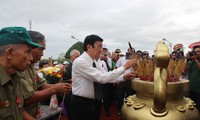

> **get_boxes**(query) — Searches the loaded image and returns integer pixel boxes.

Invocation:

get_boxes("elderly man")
[0,27,42,120]
[18,30,71,118]
[62,49,80,120]
[63,49,80,83]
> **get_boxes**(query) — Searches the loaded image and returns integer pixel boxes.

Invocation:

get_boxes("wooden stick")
[57,93,66,120]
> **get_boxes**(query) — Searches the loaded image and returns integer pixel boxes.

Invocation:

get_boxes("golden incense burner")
[121,41,200,120]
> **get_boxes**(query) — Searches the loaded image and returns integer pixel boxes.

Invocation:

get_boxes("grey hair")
[70,49,80,56]
[0,44,19,56]
[0,46,7,56]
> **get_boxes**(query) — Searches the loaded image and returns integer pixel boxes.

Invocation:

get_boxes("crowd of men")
[0,26,200,120]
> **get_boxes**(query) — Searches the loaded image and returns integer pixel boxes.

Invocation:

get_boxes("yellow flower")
[47,69,53,75]
[56,74,61,78]
[39,66,64,79]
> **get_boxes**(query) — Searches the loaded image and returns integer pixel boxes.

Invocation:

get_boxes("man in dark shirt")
[63,49,80,120]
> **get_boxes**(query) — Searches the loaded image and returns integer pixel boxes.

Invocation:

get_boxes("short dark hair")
[83,34,103,51]
[136,50,142,53]
[39,60,48,69]
[115,49,121,53]
[171,51,177,54]
[193,45,200,50]
[136,50,143,56]
[28,30,45,43]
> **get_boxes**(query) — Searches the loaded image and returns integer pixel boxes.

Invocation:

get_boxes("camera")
[189,51,194,57]
[126,52,132,60]
[187,51,195,62]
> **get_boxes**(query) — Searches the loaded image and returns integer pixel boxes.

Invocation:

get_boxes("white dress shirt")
[72,52,125,99]
[107,56,113,69]
[97,59,108,72]
[116,56,127,68]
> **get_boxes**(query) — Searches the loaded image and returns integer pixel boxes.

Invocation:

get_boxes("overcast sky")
[1,0,200,59]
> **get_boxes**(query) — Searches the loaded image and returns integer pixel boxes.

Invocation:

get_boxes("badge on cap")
[1,100,9,108]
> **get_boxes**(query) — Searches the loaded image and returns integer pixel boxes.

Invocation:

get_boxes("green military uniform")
[0,26,43,119]
[0,65,24,120]
[18,64,46,118]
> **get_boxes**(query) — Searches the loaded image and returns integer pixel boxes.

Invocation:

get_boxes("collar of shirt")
[0,64,12,86]
[82,52,95,66]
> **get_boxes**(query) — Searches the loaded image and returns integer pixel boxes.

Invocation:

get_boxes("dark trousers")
[189,91,200,112]
[116,80,135,112]
[95,99,102,120]
[70,95,101,120]
[102,83,114,113]
[64,91,72,120]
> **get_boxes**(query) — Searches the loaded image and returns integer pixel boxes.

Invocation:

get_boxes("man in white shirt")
[115,49,136,115]
[100,44,115,116]
[70,34,137,120]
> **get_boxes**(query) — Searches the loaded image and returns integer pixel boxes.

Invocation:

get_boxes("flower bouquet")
[39,65,64,84]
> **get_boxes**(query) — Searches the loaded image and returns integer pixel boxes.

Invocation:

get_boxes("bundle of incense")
[147,59,154,81]
[143,58,153,81]
[167,57,185,82]
[136,58,143,78]
[167,58,176,81]
[174,58,185,81]
[128,42,141,76]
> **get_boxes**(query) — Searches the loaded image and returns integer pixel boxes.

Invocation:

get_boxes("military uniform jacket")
[0,65,24,120]
[19,64,46,118]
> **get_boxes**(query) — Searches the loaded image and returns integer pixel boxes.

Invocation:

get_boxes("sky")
[1,0,200,59]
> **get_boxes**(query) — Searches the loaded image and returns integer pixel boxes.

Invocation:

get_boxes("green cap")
[0,27,43,48]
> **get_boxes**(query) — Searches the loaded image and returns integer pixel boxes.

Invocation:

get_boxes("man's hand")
[123,59,137,70]
[54,83,72,94]
[123,71,137,80]
[67,79,72,84]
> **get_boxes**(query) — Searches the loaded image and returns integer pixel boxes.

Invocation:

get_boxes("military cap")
[0,27,43,48]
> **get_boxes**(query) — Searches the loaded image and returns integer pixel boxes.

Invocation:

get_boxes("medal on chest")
[1,100,9,108]
[34,76,39,82]
[16,96,23,110]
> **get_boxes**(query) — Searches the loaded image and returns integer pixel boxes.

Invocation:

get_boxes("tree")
[65,41,83,59]
[57,52,66,63]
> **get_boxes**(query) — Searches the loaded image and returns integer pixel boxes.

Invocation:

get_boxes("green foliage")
[57,52,66,63]
[65,41,83,59]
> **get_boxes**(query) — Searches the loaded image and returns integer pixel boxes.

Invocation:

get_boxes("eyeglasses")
[93,45,103,49]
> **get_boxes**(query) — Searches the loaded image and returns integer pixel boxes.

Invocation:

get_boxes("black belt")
[71,94,96,103]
